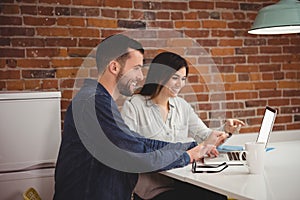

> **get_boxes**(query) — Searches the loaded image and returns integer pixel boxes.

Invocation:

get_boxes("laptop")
[204,106,277,165]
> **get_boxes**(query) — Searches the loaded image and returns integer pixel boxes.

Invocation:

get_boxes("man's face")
[116,50,144,96]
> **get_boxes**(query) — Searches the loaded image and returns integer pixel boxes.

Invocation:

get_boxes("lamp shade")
[248,0,300,35]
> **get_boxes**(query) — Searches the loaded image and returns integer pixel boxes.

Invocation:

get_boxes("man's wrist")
[184,151,192,164]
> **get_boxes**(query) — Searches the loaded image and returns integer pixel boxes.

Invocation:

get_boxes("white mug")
[239,142,265,174]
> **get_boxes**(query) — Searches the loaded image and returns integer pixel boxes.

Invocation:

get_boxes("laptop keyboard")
[227,151,246,161]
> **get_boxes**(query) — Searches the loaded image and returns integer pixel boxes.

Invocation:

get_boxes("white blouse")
[121,94,212,144]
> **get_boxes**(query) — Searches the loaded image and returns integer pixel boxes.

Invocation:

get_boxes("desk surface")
[161,130,300,200]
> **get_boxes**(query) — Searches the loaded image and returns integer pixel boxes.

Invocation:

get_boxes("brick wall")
[1,0,299,134]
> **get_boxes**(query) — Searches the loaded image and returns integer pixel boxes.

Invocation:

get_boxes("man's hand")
[186,143,218,163]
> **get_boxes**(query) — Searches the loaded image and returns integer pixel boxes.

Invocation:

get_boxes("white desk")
[161,130,300,200]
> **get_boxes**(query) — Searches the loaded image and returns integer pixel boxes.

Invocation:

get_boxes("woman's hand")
[205,130,228,147]
[224,119,245,134]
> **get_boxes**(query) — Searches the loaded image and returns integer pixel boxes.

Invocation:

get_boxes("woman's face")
[161,67,187,98]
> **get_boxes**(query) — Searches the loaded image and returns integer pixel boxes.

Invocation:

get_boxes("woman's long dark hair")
[138,51,188,99]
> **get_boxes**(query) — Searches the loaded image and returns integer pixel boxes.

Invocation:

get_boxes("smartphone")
[192,161,228,173]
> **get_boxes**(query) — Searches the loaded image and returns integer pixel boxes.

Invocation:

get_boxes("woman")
[121,51,244,200]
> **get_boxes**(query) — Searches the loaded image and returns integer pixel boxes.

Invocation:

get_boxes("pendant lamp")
[248,0,300,35]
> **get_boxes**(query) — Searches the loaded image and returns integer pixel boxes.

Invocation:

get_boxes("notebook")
[204,106,277,165]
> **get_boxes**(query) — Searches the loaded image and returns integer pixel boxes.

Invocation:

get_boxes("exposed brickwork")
[0,0,299,133]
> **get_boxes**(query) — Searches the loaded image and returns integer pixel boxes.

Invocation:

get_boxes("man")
[54,34,227,200]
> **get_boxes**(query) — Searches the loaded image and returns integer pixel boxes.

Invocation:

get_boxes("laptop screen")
[256,106,277,146]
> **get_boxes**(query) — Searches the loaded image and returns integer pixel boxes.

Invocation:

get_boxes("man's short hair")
[96,34,144,74]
